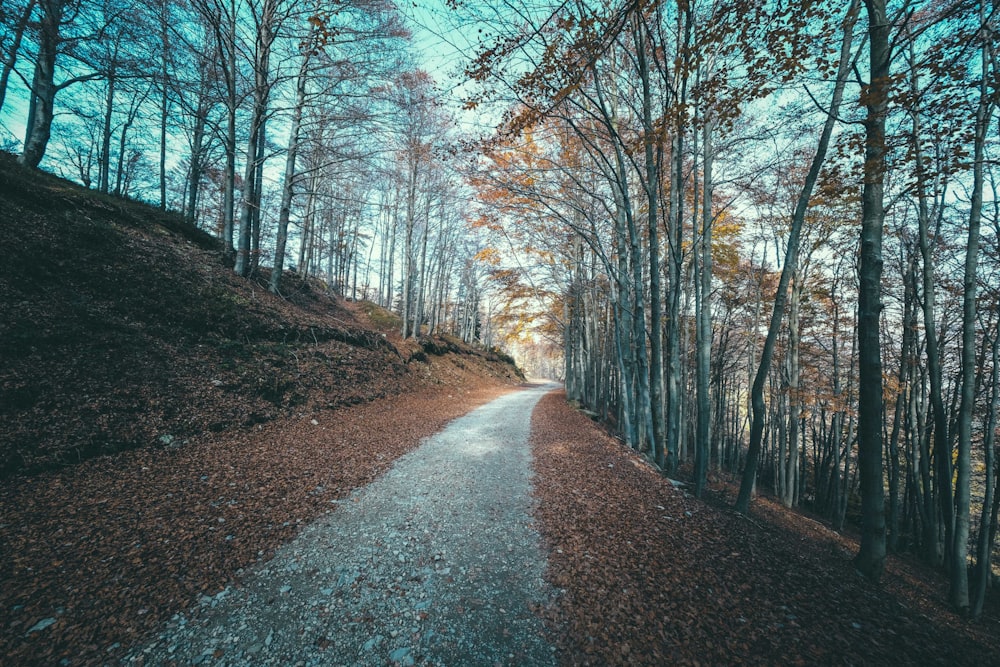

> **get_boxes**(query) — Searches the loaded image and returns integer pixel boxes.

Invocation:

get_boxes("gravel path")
[125,382,558,667]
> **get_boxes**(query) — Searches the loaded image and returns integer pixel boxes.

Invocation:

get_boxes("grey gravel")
[124,383,559,666]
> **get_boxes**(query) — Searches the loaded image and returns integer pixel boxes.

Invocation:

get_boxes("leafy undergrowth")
[530,390,1000,665]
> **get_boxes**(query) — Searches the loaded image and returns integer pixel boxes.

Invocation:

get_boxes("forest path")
[125,382,559,667]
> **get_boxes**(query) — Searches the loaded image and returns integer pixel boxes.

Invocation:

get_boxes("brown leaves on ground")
[0,380,515,666]
[530,390,1000,666]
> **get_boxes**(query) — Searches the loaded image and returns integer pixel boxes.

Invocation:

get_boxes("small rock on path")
[125,382,559,666]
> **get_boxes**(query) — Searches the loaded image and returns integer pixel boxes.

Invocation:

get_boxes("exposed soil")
[530,390,1000,665]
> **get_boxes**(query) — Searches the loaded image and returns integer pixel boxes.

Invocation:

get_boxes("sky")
[401,0,509,137]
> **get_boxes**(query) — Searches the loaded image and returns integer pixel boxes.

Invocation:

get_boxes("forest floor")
[531,390,1000,665]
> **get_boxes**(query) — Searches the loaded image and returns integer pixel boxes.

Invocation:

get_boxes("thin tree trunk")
[0,0,37,115]
[414,194,431,337]
[185,101,207,225]
[250,118,266,273]
[908,33,949,569]
[99,64,117,193]
[971,316,1000,617]
[221,0,237,257]
[158,0,170,210]
[784,272,803,508]
[887,252,918,550]
[694,115,714,497]
[235,2,275,278]
[20,0,67,169]
[270,42,311,294]
[736,0,858,513]
[636,18,666,468]
[401,155,418,338]
[950,15,992,610]
[664,3,691,475]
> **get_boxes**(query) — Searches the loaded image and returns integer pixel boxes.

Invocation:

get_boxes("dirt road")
[125,382,559,666]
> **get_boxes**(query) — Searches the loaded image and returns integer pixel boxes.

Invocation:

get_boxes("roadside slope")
[530,390,1000,666]
[0,150,520,476]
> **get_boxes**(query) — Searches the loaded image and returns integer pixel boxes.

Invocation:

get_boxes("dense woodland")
[3,0,999,620]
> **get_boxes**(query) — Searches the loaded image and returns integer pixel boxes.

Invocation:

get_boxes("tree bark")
[694,115,714,497]
[270,41,311,294]
[0,0,37,115]
[950,14,992,610]
[235,0,277,277]
[784,271,803,508]
[401,154,418,338]
[99,61,117,194]
[907,33,949,568]
[971,316,1000,617]
[635,17,665,468]
[158,0,170,210]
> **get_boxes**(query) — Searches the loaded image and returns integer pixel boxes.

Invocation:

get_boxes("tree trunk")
[298,172,318,274]
[0,0,37,115]
[20,0,66,169]
[158,0,170,210]
[907,33,950,569]
[185,99,207,225]
[414,194,431,336]
[99,64,117,193]
[235,1,275,277]
[664,4,691,476]
[887,253,918,550]
[971,315,1000,617]
[854,0,889,582]
[784,272,803,508]
[221,0,238,257]
[270,43,311,294]
[250,119,266,273]
[950,17,992,610]
[635,18,666,468]
[694,115,714,497]
[401,155,418,338]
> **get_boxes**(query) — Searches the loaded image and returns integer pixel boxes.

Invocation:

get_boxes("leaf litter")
[529,390,1000,666]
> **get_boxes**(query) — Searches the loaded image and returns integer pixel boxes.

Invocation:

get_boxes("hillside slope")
[0,152,521,477]
[0,154,524,665]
